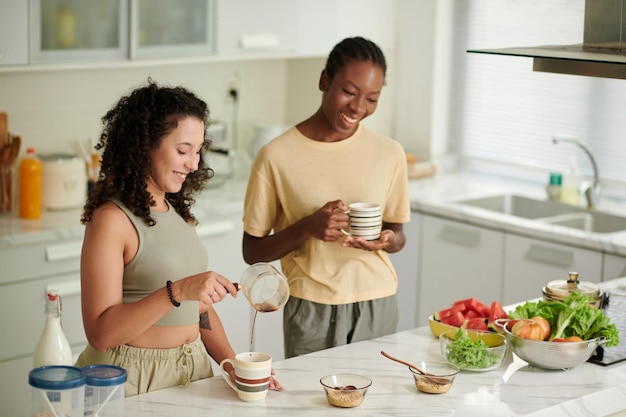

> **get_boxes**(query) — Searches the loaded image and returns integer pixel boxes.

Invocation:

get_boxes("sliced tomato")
[441,311,465,328]
[434,303,465,321]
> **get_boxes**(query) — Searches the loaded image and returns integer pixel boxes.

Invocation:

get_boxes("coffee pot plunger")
[236,263,289,312]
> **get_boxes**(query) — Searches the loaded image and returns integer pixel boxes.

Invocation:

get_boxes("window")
[447,0,626,186]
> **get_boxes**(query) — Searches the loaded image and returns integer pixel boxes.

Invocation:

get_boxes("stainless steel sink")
[457,194,626,234]
[539,211,626,234]
[458,194,581,219]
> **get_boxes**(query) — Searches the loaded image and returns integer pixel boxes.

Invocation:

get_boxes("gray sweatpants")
[283,295,399,358]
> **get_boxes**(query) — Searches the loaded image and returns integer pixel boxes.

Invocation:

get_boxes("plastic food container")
[542,271,603,309]
[29,365,86,417]
[83,364,127,417]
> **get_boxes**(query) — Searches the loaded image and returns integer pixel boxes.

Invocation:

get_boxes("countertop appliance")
[40,153,86,210]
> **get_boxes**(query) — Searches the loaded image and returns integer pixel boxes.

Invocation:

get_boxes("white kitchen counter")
[124,279,626,417]
[0,177,249,248]
[4,163,626,257]
[408,168,626,257]
[3,163,626,255]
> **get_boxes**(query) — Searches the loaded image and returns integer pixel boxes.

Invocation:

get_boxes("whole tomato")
[564,336,584,342]
[511,319,545,341]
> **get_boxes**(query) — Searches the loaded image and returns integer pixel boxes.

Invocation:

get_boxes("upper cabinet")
[0,0,28,65]
[30,0,129,63]
[1,0,396,68]
[130,0,214,59]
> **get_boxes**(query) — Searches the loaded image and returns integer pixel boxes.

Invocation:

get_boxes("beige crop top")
[112,199,208,326]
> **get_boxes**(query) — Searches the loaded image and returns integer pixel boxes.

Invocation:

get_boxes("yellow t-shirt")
[243,125,411,305]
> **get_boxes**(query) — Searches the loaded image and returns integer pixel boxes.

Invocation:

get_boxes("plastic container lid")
[29,366,86,390]
[542,271,602,306]
[83,365,127,387]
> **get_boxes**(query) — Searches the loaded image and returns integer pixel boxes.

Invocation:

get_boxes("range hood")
[468,0,626,80]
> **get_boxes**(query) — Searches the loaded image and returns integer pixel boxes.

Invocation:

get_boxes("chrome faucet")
[552,136,600,209]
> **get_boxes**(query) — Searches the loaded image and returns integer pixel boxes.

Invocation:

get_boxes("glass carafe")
[237,263,289,312]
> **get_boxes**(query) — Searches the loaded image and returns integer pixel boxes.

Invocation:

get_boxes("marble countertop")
[124,279,626,417]
[4,163,626,258]
[0,177,249,248]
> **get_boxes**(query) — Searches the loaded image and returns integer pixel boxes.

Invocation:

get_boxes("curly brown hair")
[81,79,214,227]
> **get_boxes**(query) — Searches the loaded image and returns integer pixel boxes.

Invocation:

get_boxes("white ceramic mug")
[220,352,272,402]
[341,202,382,240]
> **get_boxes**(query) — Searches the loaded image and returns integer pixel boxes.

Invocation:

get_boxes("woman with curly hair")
[76,79,283,395]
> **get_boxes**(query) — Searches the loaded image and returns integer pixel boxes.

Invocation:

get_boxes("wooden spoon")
[0,112,7,149]
[8,135,20,166]
[380,351,451,385]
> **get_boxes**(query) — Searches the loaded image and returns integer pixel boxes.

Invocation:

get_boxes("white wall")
[0,59,295,157]
[0,0,444,168]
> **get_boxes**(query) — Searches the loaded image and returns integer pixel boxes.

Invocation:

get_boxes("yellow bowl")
[428,315,504,347]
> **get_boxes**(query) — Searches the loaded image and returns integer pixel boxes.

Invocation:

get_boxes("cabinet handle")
[525,244,573,267]
[439,225,481,247]
[46,240,82,262]
[46,274,80,298]
[196,221,234,238]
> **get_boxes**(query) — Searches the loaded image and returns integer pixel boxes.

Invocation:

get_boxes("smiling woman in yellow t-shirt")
[242,37,411,358]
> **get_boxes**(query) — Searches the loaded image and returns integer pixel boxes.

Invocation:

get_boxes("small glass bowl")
[409,360,459,394]
[320,373,372,408]
[439,329,509,372]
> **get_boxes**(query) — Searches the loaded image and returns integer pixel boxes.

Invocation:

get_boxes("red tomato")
[564,336,584,342]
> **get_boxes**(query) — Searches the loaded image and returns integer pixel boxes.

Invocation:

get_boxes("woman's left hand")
[269,368,284,391]
[341,229,395,251]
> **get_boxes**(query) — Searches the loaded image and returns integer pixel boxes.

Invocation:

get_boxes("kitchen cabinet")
[29,0,129,63]
[502,234,602,305]
[388,211,421,330]
[214,0,396,58]
[0,236,86,417]
[4,0,395,68]
[130,0,215,59]
[197,215,251,359]
[603,253,626,282]
[417,214,504,326]
[0,0,28,65]
[26,0,216,65]
[197,213,285,363]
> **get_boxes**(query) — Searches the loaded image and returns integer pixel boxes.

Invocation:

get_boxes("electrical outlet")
[227,72,240,102]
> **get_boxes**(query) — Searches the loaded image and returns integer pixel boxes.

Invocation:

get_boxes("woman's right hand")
[173,271,239,306]
[308,200,350,242]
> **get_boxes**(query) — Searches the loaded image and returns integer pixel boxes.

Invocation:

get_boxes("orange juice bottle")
[19,147,42,219]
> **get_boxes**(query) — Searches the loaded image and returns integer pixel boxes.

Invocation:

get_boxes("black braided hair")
[81,78,214,227]
[324,37,387,83]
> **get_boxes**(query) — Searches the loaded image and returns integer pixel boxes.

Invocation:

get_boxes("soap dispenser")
[560,156,580,205]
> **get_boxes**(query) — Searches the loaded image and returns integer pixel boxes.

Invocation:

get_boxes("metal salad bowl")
[495,319,607,370]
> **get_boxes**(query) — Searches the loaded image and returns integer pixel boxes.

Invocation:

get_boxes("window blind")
[447,0,626,184]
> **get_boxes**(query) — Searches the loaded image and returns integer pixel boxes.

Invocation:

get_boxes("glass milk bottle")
[33,291,73,368]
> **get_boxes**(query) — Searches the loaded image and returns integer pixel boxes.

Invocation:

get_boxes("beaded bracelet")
[166,280,180,307]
